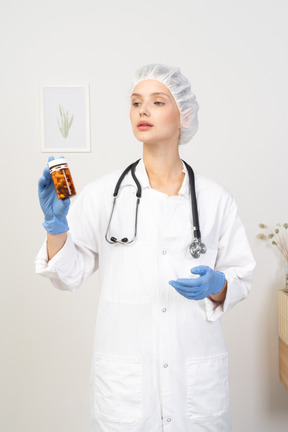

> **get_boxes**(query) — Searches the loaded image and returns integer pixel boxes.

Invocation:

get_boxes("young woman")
[36,64,255,432]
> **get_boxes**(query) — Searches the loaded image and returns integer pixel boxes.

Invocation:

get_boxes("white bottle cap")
[48,157,67,169]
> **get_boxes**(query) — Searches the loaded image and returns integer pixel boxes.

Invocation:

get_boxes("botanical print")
[40,85,90,152]
[57,105,74,138]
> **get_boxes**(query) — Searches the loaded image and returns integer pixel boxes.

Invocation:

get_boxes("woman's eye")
[132,101,164,107]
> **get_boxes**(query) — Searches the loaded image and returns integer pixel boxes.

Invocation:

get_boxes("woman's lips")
[137,122,154,131]
[137,125,153,131]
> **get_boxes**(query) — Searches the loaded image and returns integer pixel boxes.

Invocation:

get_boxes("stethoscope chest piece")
[189,238,207,259]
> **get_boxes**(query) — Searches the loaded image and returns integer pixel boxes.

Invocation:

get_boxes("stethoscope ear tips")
[110,237,129,244]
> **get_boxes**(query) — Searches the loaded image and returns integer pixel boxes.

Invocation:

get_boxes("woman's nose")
[139,104,150,116]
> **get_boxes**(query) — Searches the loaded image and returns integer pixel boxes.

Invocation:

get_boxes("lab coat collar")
[133,158,190,198]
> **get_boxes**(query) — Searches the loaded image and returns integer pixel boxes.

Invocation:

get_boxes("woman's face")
[130,79,181,146]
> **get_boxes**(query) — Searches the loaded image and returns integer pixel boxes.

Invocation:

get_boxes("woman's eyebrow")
[131,92,171,99]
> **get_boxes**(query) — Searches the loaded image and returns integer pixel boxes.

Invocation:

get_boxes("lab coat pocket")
[186,352,229,423]
[92,353,142,425]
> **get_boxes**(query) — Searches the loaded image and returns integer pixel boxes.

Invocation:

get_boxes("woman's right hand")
[38,156,70,234]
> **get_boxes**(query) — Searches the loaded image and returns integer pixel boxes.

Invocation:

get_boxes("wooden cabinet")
[279,289,288,389]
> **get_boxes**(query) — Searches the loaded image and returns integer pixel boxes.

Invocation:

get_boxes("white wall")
[1,0,288,430]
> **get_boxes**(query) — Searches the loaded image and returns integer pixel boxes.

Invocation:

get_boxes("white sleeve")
[34,182,100,292]
[204,193,256,321]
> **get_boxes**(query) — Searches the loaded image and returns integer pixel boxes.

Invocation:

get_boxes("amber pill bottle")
[48,158,76,200]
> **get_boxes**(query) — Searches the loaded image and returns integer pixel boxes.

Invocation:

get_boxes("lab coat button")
[163,363,168,368]
[162,308,167,312]
[167,418,171,422]
[162,250,167,255]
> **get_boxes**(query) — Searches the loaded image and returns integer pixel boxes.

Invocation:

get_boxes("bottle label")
[49,163,68,173]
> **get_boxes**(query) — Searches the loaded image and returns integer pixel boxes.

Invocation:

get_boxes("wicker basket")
[279,290,288,344]
[278,289,288,390]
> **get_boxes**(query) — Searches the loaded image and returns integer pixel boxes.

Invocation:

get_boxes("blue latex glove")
[38,156,70,234]
[169,265,226,300]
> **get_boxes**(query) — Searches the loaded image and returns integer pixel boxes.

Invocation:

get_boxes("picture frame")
[40,84,90,152]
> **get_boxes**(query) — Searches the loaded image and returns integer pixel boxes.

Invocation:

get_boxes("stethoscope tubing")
[105,160,141,245]
[105,159,206,258]
[181,160,201,240]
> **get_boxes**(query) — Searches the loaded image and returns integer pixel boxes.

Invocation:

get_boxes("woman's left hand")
[169,265,226,300]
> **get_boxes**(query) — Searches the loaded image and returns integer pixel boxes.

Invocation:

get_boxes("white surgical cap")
[129,63,199,145]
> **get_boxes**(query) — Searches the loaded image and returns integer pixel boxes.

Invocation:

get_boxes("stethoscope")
[105,159,207,259]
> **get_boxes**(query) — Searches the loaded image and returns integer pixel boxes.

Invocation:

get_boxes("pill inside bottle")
[48,157,76,200]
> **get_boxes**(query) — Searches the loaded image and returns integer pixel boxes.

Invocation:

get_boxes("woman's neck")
[142,143,184,196]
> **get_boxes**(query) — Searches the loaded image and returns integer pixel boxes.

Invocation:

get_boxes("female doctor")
[36,64,255,432]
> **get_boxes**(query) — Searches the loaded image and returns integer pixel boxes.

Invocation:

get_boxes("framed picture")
[40,84,90,152]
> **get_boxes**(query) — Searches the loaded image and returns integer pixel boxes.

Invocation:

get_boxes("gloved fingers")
[53,196,70,217]
[38,175,46,190]
[38,166,52,190]
[172,286,194,299]
[62,197,70,208]
[39,156,65,189]
[172,285,204,300]
[58,197,70,212]
[190,265,210,276]
[169,280,202,295]
[174,286,201,296]
[169,278,202,289]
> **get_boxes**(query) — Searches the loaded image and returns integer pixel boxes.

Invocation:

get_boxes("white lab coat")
[35,159,255,432]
